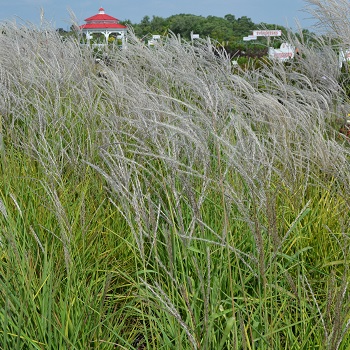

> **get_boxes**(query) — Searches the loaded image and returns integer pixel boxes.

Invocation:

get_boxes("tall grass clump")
[1,1,350,348]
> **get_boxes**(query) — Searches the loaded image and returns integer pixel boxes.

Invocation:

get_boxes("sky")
[0,0,317,31]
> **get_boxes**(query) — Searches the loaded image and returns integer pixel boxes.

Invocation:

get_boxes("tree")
[232,16,255,37]
[167,14,204,38]
[224,14,236,23]
[135,15,152,37]
[150,16,167,34]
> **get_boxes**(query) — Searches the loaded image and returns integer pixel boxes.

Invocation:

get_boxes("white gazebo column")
[86,31,93,45]
[117,32,127,49]
[102,31,112,44]
[122,33,127,49]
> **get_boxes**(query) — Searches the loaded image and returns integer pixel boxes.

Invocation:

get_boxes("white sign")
[152,35,160,40]
[191,33,200,39]
[253,30,282,37]
[243,36,257,41]
[268,42,295,61]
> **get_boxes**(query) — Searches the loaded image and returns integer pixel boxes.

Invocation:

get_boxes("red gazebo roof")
[79,7,127,30]
[80,23,127,30]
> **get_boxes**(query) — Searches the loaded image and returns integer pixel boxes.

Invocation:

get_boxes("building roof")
[80,23,127,30]
[80,7,127,30]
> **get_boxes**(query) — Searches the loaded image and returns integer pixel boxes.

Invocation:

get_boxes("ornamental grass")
[1,1,350,348]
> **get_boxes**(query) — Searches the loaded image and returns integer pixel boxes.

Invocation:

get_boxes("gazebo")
[79,7,127,48]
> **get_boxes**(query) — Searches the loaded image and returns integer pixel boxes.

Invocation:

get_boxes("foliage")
[124,13,289,55]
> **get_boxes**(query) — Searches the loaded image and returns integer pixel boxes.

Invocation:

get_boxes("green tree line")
[121,13,289,56]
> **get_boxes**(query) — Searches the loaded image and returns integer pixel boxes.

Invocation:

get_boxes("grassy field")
[1,1,350,348]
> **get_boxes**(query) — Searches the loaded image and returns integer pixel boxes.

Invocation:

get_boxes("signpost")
[191,32,200,41]
[242,29,286,59]
[268,43,295,61]
[252,30,281,37]
[251,29,282,47]
[243,35,257,41]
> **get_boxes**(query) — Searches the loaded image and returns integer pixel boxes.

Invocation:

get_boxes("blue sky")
[1,0,316,31]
